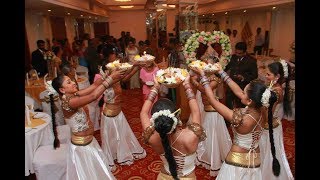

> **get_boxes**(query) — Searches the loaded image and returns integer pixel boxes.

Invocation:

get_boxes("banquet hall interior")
[25,0,295,179]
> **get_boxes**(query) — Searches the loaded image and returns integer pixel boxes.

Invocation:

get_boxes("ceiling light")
[212,13,214,16]
[157,9,164,12]
[80,15,83,17]
[48,9,51,12]
[168,4,176,8]
[120,5,134,8]
[89,16,91,18]
[115,0,131,2]
[67,12,70,15]
[225,12,228,15]
[202,14,205,16]
[243,10,247,13]
[272,6,276,9]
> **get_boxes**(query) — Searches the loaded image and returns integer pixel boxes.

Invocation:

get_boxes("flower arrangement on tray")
[134,52,155,62]
[155,67,189,88]
[183,31,232,69]
[188,60,218,75]
[106,60,132,71]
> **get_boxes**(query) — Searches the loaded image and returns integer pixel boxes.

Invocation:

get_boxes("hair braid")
[49,94,60,149]
[267,91,280,176]
[159,132,179,180]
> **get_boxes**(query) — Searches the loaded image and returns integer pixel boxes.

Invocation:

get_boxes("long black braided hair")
[151,98,179,180]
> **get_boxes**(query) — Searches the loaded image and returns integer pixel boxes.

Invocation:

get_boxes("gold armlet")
[187,123,207,141]
[142,125,155,144]
[231,108,244,128]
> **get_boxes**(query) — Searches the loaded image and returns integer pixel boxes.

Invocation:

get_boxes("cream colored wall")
[269,7,295,60]
[25,11,53,53]
[108,10,147,43]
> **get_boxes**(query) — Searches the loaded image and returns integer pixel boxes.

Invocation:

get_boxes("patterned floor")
[93,89,295,180]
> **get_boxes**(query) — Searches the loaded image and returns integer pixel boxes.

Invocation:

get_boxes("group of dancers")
[47,42,294,179]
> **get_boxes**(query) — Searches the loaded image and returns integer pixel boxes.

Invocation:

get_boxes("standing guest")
[254,27,265,55]
[140,75,206,180]
[191,73,232,177]
[31,40,48,77]
[125,40,140,89]
[51,68,125,180]
[140,60,159,101]
[100,46,146,170]
[52,46,63,75]
[259,60,294,180]
[225,42,258,109]
[191,63,280,180]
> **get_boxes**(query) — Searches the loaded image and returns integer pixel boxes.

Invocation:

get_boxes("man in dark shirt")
[224,42,258,108]
[31,40,48,77]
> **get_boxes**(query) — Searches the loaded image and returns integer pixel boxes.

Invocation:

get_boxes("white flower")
[150,109,180,134]
[261,88,271,107]
[280,59,289,78]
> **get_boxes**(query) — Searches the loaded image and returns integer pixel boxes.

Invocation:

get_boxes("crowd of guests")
[28,29,295,180]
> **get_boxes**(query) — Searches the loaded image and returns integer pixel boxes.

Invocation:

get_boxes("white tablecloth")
[25,112,53,176]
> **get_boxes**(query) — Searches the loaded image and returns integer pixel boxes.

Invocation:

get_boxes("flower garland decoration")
[150,109,182,134]
[261,88,271,108]
[280,59,289,78]
[183,31,232,69]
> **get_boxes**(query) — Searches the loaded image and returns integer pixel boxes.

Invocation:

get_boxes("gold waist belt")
[157,171,196,180]
[204,105,216,112]
[71,134,93,146]
[225,151,261,168]
[263,118,280,129]
[103,104,121,117]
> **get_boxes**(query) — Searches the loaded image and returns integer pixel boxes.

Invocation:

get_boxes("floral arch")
[183,31,232,69]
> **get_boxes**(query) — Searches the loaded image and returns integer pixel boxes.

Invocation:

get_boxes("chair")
[39,90,65,126]
[32,143,68,180]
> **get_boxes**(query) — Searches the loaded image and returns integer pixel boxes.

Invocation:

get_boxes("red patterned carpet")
[93,89,295,180]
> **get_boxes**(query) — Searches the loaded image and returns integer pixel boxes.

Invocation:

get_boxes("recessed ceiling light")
[67,12,70,15]
[202,14,205,16]
[225,12,228,15]
[119,5,134,8]
[168,4,176,8]
[272,6,276,9]
[48,9,51,12]
[243,10,247,13]
[80,15,83,17]
[89,16,91,18]
[212,13,214,16]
